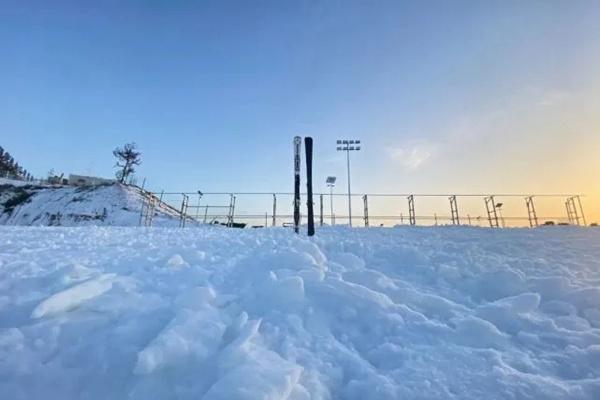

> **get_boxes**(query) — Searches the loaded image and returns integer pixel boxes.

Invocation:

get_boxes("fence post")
[319,194,324,226]
[362,195,369,227]
[226,195,236,227]
[180,194,189,228]
[525,196,539,228]
[484,196,499,228]
[407,195,416,226]
[272,194,277,227]
[576,196,587,226]
[449,195,460,225]
[568,197,580,226]
[139,198,146,227]
[565,200,573,224]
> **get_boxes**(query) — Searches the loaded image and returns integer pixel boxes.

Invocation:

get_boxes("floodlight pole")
[346,147,352,226]
[336,139,361,227]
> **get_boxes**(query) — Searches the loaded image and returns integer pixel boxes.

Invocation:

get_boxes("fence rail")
[139,189,589,229]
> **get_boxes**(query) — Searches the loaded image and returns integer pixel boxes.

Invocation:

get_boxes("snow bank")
[0,182,180,226]
[1,225,599,399]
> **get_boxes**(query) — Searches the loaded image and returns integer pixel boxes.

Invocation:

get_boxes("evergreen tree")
[0,147,5,175]
[0,151,11,175]
[7,155,15,176]
[0,147,32,180]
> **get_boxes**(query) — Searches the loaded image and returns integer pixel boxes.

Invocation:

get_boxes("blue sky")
[1,0,599,219]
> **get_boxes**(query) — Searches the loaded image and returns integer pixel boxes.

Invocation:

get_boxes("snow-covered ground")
[0,182,180,226]
[0,177,34,187]
[1,226,599,399]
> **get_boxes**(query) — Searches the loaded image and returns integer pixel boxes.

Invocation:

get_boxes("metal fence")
[142,190,588,228]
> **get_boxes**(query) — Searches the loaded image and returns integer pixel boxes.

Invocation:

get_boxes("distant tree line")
[0,146,34,181]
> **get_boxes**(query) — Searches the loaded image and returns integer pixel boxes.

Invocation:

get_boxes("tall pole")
[346,147,352,227]
[336,139,360,227]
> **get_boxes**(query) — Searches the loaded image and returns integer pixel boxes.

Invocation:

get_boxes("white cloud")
[538,91,569,107]
[388,144,434,171]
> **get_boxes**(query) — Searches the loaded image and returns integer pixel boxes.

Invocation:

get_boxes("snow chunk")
[485,292,541,314]
[166,254,187,268]
[454,316,509,348]
[31,274,115,318]
[134,308,225,375]
[204,318,303,400]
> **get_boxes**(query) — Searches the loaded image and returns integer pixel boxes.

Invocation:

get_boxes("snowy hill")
[0,181,180,226]
[1,226,599,399]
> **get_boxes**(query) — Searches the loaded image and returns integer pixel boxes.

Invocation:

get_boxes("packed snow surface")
[1,226,600,399]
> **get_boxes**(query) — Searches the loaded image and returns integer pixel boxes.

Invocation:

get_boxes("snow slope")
[0,182,180,226]
[0,177,33,187]
[1,226,600,399]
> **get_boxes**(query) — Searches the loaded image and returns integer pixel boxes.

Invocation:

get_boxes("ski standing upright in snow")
[293,136,302,234]
[305,137,315,236]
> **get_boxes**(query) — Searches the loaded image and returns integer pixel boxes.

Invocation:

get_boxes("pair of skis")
[294,136,315,236]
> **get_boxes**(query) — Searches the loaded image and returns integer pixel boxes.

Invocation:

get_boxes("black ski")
[293,136,302,234]
[305,137,315,236]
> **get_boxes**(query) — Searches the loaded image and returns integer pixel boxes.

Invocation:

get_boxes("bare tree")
[113,143,142,184]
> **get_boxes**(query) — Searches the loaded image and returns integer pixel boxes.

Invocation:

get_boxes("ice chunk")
[175,286,216,310]
[454,316,509,348]
[203,361,302,400]
[166,254,187,268]
[273,276,305,304]
[31,274,115,318]
[205,317,303,400]
[485,292,541,314]
[134,306,225,375]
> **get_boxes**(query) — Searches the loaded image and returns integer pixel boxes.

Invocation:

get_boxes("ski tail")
[293,136,302,234]
[305,137,315,236]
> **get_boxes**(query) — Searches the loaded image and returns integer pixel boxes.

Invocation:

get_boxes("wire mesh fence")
[143,190,588,228]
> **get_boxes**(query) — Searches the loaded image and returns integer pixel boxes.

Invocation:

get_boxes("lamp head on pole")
[336,139,361,152]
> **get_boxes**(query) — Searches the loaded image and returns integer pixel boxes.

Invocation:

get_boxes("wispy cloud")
[538,91,569,107]
[387,143,434,171]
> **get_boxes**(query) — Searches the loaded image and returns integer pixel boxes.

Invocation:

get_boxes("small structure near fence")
[139,190,590,229]
[69,174,115,186]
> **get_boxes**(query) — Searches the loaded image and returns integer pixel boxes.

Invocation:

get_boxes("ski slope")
[1,226,599,399]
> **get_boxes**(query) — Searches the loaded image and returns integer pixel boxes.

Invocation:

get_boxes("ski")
[305,137,315,236]
[293,136,302,234]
